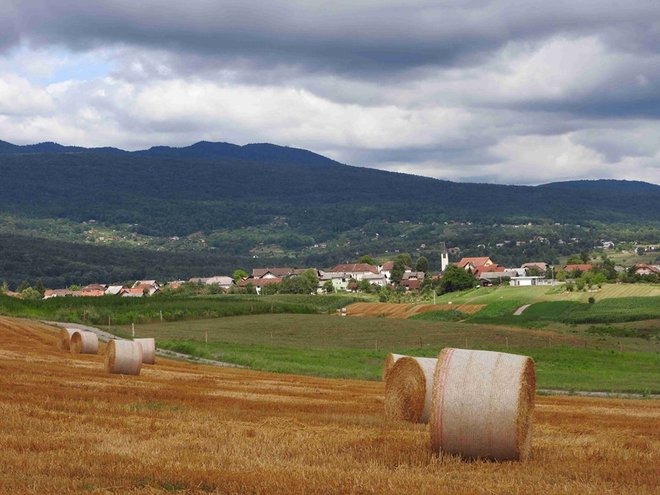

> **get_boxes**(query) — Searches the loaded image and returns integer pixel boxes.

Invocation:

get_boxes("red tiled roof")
[329,263,378,274]
[400,279,422,290]
[380,261,394,270]
[634,264,660,274]
[457,257,492,268]
[252,267,294,278]
[564,264,593,272]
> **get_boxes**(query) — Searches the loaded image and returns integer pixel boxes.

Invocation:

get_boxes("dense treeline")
[0,233,257,288]
[0,153,658,239]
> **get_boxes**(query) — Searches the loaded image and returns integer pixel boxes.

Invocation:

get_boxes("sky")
[1,0,659,185]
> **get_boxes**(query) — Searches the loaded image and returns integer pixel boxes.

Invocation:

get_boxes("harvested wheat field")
[0,316,658,494]
[346,302,485,318]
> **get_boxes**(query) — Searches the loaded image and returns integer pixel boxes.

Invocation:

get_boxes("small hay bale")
[134,338,156,364]
[69,331,99,354]
[385,356,437,423]
[382,352,406,380]
[58,327,77,351]
[105,340,143,375]
[429,348,536,461]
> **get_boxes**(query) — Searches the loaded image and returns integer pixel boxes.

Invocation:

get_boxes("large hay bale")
[134,338,156,364]
[385,356,437,423]
[105,340,143,375]
[429,348,536,461]
[69,331,99,354]
[382,352,405,380]
[58,327,77,351]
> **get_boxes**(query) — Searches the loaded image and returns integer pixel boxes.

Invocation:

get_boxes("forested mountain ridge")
[0,139,658,287]
[0,139,340,167]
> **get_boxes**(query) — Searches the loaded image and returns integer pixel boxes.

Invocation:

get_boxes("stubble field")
[0,316,658,494]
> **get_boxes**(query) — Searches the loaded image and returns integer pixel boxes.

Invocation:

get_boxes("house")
[189,276,234,290]
[400,278,422,291]
[319,272,349,291]
[521,262,548,274]
[81,284,106,297]
[44,289,74,299]
[121,287,147,297]
[379,261,395,280]
[361,273,388,287]
[165,281,186,290]
[633,264,660,276]
[402,271,424,281]
[473,264,504,279]
[238,277,282,295]
[251,268,295,279]
[105,285,125,296]
[509,276,545,287]
[328,263,379,280]
[564,264,593,274]
[131,280,160,296]
[456,257,494,272]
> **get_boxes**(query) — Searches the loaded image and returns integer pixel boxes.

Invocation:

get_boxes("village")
[5,245,651,300]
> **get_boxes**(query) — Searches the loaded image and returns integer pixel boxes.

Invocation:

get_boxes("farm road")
[42,320,244,369]
[514,304,532,315]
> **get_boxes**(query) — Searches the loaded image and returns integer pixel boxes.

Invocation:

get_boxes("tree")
[397,253,412,268]
[322,280,335,293]
[390,258,406,284]
[439,265,477,294]
[34,279,45,296]
[232,269,248,282]
[18,280,30,292]
[0,280,8,293]
[68,284,81,291]
[415,256,429,273]
[358,279,372,293]
[347,278,359,292]
[301,269,319,291]
[359,255,377,266]
[20,287,42,300]
[580,251,591,263]
[526,266,542,276]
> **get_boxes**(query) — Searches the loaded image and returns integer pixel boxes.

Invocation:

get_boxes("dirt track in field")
[0,316,658,494]
[346,302,485,318]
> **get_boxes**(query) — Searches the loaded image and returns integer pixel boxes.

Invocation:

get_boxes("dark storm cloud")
[5,1,660,77]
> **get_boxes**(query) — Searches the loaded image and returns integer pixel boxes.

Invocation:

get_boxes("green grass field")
[0,293,359,325]
[118,313,660,393]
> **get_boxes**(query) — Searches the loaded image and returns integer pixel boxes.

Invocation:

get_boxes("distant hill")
[0,138,658,286]
[0,139,340,167]
[539,179,660,193]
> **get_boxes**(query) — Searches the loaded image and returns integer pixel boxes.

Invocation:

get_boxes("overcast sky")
[1,1,659,184]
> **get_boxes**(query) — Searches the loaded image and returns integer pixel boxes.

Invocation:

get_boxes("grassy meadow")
[119,313,660,393]
[0,292,359,325]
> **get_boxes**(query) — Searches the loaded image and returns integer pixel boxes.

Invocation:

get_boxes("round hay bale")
[385,356,437,423]
[69,331,99,354]
[105,340,143,375]
[134,338,156,364]
[429,348,536,461]
[58,327,77,351]
[382,352,405,380]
